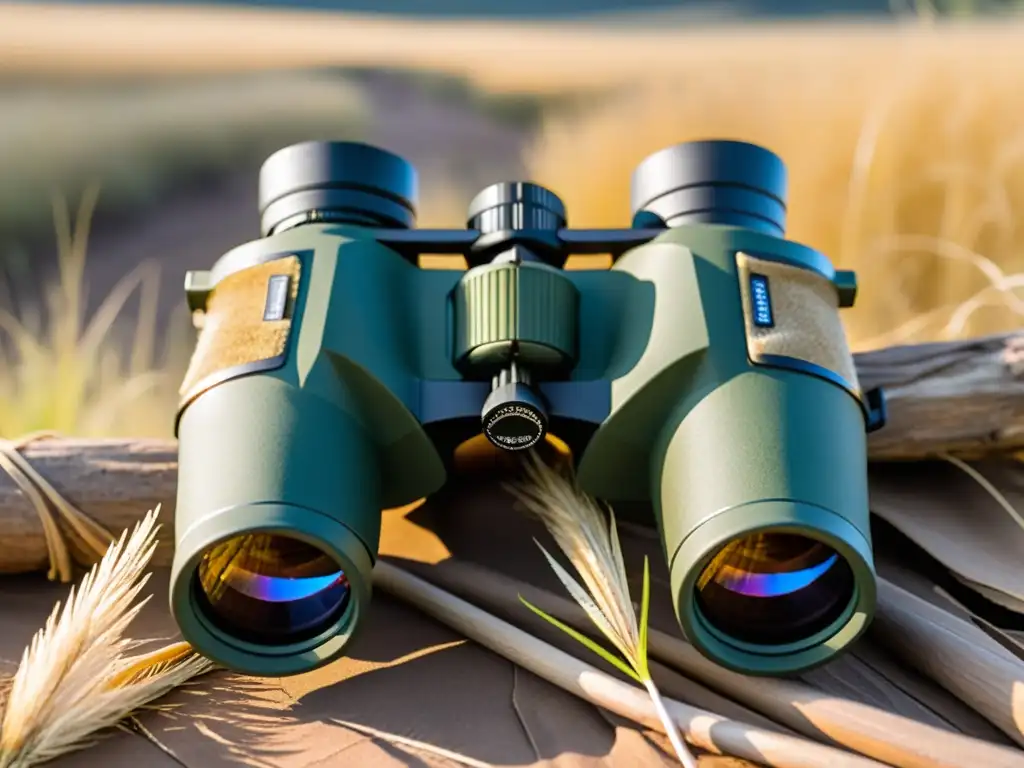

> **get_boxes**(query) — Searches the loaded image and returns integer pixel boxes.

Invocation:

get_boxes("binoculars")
[170,138,887,678]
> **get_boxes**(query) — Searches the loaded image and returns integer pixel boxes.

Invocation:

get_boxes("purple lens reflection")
[711,553,839,598]
[196,534,351,644]
[228,570,347,603]
[695,532,854,647]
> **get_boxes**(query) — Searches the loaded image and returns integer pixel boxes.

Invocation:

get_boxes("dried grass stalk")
[506,454,698,767]
[0,506,214,768]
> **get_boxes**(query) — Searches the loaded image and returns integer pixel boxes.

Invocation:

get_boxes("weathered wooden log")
[0,438,179,573]
[858,332,1024,460]
[0,332,1021,574]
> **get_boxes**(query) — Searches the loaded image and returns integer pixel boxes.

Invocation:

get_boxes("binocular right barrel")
[617,140,876,674]
[652,354,875,674]
[170,137,880,680]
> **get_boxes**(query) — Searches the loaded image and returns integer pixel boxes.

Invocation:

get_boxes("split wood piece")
[0,438,177,575]
[868,459,1024,620]
[872,578,1024,750]
[372,560,889,768]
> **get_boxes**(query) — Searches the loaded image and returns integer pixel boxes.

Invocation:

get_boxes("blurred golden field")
[526,47,1024,349]
[2,5,1024,436]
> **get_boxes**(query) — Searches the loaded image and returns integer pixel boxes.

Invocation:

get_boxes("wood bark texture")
[858,331,1024,460]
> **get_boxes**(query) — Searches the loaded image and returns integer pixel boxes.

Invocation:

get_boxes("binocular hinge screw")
[491,245,544,266]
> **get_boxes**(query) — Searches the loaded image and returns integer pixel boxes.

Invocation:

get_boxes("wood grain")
[872,578,1024,750]
[0,438,178,573]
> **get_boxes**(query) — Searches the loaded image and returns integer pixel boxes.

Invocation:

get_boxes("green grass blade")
[637,556,651,681]
[532,540,630,659]
[518,595,643,683]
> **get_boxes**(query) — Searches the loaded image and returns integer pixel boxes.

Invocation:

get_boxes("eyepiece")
[694,532,855,647]
[194,533,350,646]
[630,140,788,235]
[259,141,418,236]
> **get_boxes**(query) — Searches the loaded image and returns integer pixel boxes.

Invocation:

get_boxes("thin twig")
[509,663,541,763]
[330,718,495,768]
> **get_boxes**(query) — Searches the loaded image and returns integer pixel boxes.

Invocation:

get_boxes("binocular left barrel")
[170,138,883,679]
[172,142,424,673]
[173,375,377,675]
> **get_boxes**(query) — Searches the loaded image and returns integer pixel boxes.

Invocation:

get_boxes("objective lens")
[695,532,854,646]
[194,533,350,645]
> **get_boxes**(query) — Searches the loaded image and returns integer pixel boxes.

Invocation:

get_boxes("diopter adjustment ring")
[453,262,579,375]
[466,181,567,268]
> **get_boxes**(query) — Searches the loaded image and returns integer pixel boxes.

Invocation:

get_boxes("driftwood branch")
[858,332,1024,460]
[0,332,1021,574]
[0,438,179,573]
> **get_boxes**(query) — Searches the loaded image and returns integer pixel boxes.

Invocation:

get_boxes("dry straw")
[0,189,180,441]
[523,39,1024,351]
[0,507,213,768]
[504,454,698,767]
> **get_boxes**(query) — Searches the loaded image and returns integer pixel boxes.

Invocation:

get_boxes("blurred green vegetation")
[0,187,191,437]
[0,72,373,262]
[902,0,1024,15]
[386,68,599,128]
